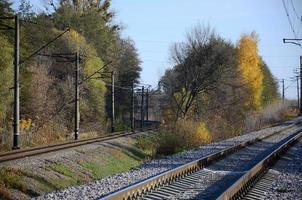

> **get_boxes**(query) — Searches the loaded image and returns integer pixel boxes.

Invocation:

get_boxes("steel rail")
[102,121,301,200]
[217,127,302,200]
[0,127,157,163]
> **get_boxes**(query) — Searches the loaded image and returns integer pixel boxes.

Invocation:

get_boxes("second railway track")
[102,120,302,200]
[0,127,157,163]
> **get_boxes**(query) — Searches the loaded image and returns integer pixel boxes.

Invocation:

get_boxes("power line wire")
[282,0,302,48]
[290,0,301,22]
[20,28,70,65]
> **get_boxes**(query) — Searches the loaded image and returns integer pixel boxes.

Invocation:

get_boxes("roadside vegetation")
[0,0,296,153]
[138,25,296,157]
[0,0,141,151]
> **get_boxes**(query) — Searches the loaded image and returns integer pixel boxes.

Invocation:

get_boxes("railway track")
[237,139,302,200]
[102,121,302,200]
[0,127,157,163]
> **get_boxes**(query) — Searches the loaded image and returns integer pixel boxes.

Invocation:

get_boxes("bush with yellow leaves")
[195,122,212,144]
[173,120,211,149]
[138,119,212,156]
[20,118,32,133]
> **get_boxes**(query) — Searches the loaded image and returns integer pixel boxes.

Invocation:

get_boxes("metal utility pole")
[140,86,144,129]
[297,76,300,109]
[282,79,285,103]
[282,39,302,113]
[300,56,302,115]
[13,15,20,149]
[146,89,149,122]
[111,72,115,133]
[131,82,135,132]
[74,52,80,140]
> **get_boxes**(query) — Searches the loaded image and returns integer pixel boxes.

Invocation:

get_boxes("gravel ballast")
[35,119,301,200]
[263,139,302,199]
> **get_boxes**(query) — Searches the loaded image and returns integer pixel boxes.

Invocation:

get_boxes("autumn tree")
[236,33,263,111]
[160,25,236,120]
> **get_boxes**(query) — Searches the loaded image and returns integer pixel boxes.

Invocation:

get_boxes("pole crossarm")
[79,61,112,85]
[37,53,77,61]
[283,38,302,46]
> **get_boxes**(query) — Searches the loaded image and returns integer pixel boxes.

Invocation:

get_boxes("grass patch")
[79,149,143,180]
[80,161,103,179]
[51,178,77,189]
[0,168,27,193]
[49,163,75,178]
[26,174,57,193]
[135,136,157,156]
[48,163,85,189]
[0,167,61,198]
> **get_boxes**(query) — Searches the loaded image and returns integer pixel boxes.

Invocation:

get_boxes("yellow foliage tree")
[236,33,263,110]
[195,122,212,144]
[59,29,107,119]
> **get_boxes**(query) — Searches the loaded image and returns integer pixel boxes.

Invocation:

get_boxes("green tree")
[113,38,141,122]
[260,58,279,105]
[17,0,35,19]
[0,0,13,15]
[160,25,236,119]
[0,34,13,136]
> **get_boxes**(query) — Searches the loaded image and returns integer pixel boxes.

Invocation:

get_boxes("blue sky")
[13,0,302,99]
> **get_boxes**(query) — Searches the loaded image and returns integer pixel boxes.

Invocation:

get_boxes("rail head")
[216,129,302,200]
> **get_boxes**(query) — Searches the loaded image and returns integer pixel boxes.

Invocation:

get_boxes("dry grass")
[0,120,105,152]
[244,100,298,133]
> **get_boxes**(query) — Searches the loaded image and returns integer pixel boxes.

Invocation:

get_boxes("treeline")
[157,25,280,148]
[0,0,141,149]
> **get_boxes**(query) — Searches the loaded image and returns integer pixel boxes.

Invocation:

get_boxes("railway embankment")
[0,131,155,200]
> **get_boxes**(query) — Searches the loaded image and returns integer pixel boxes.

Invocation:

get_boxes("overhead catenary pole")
[146,89,149,122]
[13,15,20,149]
[74,52,80,140]
[300,56,302,115]
[111,72,115,133]
[131,81,135,132]
[297,76,300,109]
[140,86,144,129]
[282,79,285,103]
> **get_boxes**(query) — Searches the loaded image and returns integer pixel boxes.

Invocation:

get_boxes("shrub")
[154,132,184,156]
[136,120,212,157]
[136,136,156,152]
[170,120,211,149]
[244,100,297,132]
[195,122,212,144]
